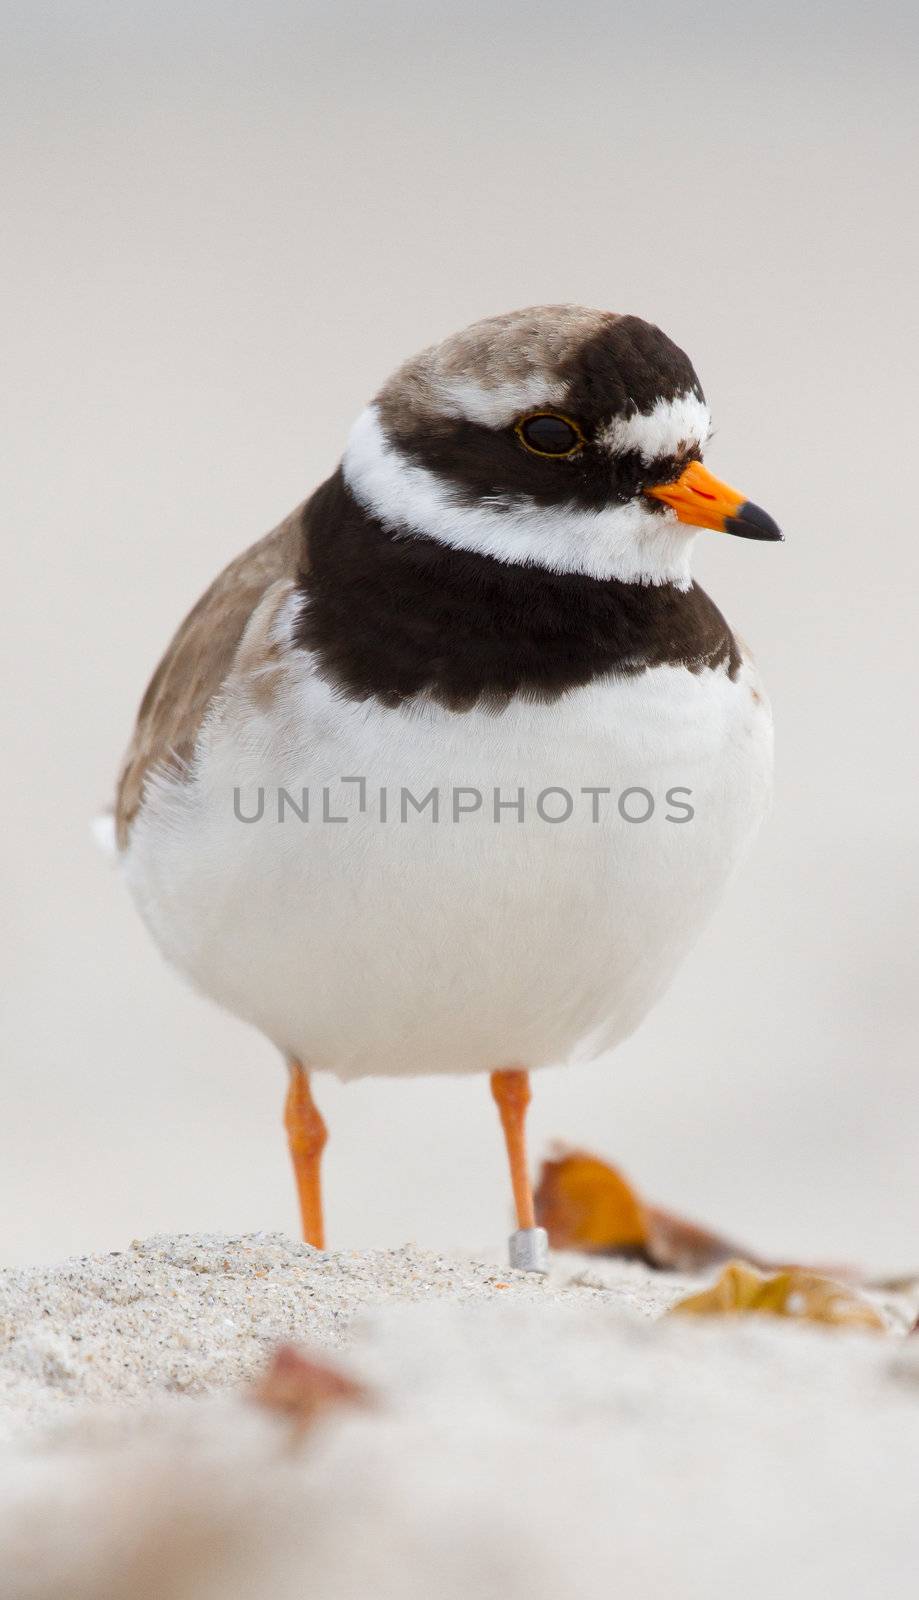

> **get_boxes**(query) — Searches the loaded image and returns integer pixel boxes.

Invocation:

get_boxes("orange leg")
[284,1061,328,1248]
[490,1068,536,1230]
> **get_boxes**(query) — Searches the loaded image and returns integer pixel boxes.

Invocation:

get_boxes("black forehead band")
[557,316,705,426]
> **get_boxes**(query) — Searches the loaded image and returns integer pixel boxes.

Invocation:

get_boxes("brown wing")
[114,501,307,848]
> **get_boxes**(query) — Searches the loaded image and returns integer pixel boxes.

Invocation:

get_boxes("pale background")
[2,1,917,1271]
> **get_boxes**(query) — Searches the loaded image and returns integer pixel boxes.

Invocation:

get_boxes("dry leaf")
[535,1149,769,1272]
[535,1151,648,1253]
[250,1344,368,1430]
[669,1260,886,1331]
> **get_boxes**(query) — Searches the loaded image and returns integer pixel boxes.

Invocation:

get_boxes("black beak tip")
[726,501,784,542]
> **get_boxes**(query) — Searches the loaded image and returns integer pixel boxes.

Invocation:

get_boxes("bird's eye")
[515,412,585,458]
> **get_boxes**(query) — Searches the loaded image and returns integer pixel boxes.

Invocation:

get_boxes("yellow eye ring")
[514,411,586,459]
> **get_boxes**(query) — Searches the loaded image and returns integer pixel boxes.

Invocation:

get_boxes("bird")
[106,305,781,1269]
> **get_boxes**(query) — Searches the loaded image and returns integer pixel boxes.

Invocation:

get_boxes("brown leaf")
[250,1344,369,1430]
[535,1148,770,1272]
[669,1260,886,1331]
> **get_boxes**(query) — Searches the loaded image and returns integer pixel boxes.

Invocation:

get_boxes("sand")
[1,1234,918,1599]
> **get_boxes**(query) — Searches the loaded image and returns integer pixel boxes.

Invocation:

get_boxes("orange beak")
[645,459,783,541]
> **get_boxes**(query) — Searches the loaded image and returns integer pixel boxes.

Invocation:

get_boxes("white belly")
[124,648,772,1080]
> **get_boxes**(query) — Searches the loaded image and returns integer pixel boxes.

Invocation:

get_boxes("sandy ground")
[1,1234,918,1599]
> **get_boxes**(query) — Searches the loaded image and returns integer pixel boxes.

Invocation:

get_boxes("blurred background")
[2,0,917,1272]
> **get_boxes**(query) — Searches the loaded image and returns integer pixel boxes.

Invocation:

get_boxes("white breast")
[124,615,772,1081]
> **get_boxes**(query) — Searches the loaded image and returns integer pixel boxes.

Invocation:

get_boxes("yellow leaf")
[535,1149,758,1270]
[535,1151,650,1253]
[669,1261,886,1331]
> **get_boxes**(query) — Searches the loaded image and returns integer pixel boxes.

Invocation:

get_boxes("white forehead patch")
[600,391,711,464]
[429,372,568,428]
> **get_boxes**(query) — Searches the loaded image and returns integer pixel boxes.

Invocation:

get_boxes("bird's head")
[342,305,782,590]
